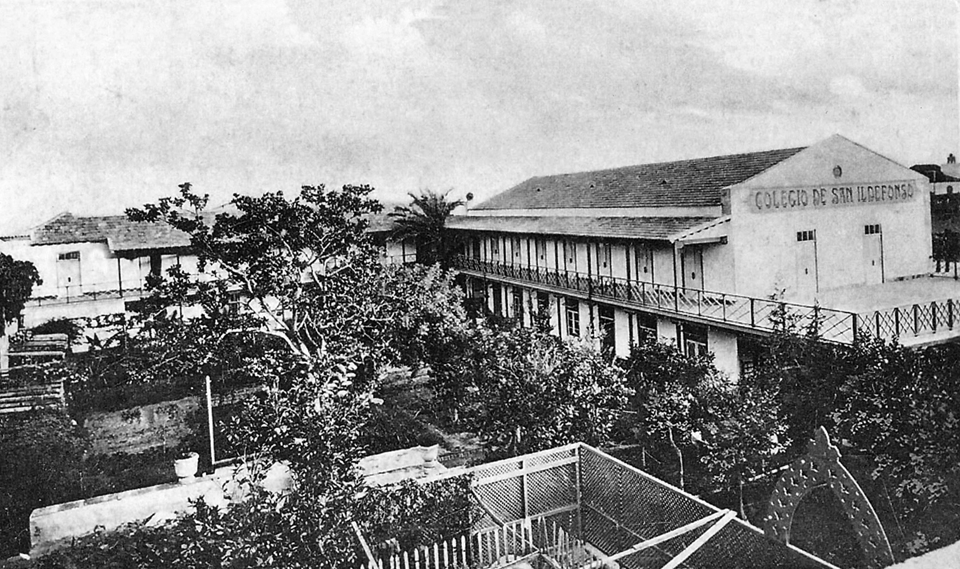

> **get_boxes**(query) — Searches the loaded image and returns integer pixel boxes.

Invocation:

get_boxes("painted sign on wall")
[748,181,918,213]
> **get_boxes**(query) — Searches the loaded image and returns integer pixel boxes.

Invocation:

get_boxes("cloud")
[0,0,956,233]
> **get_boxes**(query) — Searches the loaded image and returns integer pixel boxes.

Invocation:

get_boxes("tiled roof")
[32,213,191,252]
[475,147,806,210]
[911,164,960,183]
[364,212,401,234]
[446,215,716,241]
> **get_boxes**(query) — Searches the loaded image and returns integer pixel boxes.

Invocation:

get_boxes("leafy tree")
[620,337,721,489]
[698,380,787,518]
[462,322,629,457]
[620,336,787,506]
[0,252,41,334]
[750,297,854,456]
[85,183,476,567]
[375,263,468,370]
[833,341,960,528]
[389,189,463,266]
[128,184,395,373]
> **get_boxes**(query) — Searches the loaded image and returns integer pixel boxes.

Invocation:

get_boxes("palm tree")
[389,189,464,267]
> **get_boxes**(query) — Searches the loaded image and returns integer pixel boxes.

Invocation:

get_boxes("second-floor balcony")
[453,255,858,344]
[453,255,960,346]
[26,282,149,308]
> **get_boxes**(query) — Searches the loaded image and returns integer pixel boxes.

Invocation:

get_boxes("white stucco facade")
[451,135,949,380]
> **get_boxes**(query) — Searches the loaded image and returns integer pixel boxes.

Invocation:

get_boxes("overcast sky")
[1,0,957,233]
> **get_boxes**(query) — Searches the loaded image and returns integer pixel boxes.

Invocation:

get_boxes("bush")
[0,411,88,557]
[35,476,477,569]
[31,318,84,343]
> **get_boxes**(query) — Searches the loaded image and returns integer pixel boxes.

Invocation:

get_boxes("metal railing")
[25,271,213,307]
[858,299,960,342]
[25,282,150,307]
[452,255,859,344]
[382,253,418,265]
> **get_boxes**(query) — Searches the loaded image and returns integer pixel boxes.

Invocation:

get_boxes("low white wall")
[29,462,293,556]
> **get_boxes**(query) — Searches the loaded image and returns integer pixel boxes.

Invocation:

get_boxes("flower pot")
[421,444,440,465]
[174,452,199,482]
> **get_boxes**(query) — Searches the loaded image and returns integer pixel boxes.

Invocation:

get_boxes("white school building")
[449,135,957,378]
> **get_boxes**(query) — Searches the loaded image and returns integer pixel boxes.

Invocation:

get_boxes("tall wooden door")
[681,246,703,290]
[795,230,818,297]
[863,224,884,285]
[634,245,654,283]
[56,251,81,295]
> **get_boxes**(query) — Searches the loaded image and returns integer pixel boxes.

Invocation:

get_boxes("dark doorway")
[599,305,615,356]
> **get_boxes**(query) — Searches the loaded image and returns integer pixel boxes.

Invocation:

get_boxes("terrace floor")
[817,276,960,313]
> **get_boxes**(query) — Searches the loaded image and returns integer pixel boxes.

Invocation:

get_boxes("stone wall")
[83,396,199,455]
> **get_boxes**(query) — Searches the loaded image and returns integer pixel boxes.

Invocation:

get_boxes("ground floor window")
[464,278,486,318]
[636,312,657,342]
[491,283,502,316]
[738,334,764,378]
[598,305,615,355]
[470,278,485,299]
[511,288,523,320]
[565,299,580,337]
[682,323,709,358]
[537,292,550,316]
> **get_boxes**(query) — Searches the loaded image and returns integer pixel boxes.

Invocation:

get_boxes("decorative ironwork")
[763,427,894,569]
[452,255,858,344]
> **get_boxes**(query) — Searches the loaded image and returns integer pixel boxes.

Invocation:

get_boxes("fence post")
[574,445,583,539]
[521,457,529,520]
[932,302,938,333]
[206,376,216,466]
[750,298,756,327]
[852,313,859,344]
[913,304,919,336]
[950,299,955,329]
[894,307,900,337]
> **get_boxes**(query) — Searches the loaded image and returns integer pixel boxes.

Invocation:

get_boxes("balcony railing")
[26,283,148,307]
[452,255,859,344]
[858,299,960,343]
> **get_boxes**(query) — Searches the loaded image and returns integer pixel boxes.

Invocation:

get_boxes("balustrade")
[452,255,858,344]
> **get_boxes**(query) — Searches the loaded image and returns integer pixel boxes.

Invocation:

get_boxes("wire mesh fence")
[363,443,836,569]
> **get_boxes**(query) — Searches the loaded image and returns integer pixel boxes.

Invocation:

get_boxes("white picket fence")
[360,518,597,569]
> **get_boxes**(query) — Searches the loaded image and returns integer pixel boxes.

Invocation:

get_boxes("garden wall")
[83,396,199,455]
[29,462,293,556]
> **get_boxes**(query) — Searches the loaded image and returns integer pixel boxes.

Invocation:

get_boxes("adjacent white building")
[0,210,417,369]
[0,212,196,330]
[449,135,952,378]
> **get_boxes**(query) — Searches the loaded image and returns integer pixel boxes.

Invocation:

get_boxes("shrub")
[0,411,88,557]
[31,318,84,343]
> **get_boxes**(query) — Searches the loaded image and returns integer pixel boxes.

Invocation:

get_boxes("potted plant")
[174,451,199,482]
[421,444,440,465]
